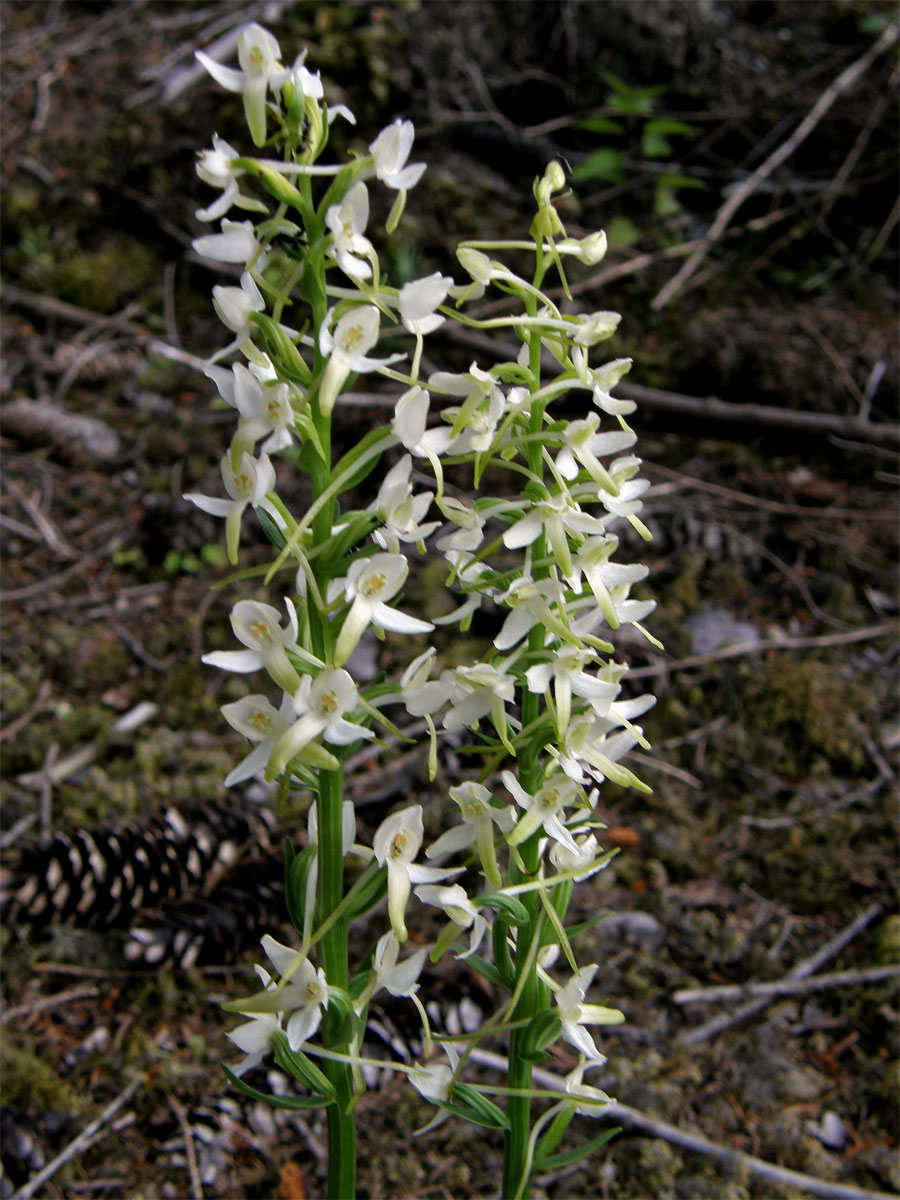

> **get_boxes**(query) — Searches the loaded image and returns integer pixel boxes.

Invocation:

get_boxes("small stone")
[812,1110,847,1150]
[684,607,760,654]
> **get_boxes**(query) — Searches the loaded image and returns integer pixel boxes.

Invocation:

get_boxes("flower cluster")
[187,21,656,1195]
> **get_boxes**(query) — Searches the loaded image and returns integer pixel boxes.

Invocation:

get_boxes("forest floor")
[1,3,898,1199]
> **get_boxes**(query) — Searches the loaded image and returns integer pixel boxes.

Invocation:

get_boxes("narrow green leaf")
[465,952,507,990]
[521,1010,562,1061]
[255,505,287,549]
[571,148,625,184]
[343,863,388,921]
[330,424,392,492]
[271,1033,336,1098]
[222,1064,331,1111]
[574,116,624,136]
[285,842,315,934]
[532,1105,575,1170]
[539,1127,620,1170]
[479,891,529,926]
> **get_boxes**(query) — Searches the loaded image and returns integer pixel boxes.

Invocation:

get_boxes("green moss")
[55,237,156,313]
[0,1039,84,1112]
[744,657,874,776]
[877,914,900,966]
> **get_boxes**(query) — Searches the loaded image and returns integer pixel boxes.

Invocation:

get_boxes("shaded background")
[1,2,898,1197]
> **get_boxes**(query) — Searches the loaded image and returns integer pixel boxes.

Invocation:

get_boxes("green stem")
[503,278,555,1199]
[302,213,356,1198]
[318,765,356,1200]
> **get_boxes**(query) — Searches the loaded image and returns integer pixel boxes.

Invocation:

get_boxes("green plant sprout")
[186,22,657,1200]
[574,71,704,224]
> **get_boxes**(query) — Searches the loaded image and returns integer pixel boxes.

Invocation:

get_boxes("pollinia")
[187,23,657,1199]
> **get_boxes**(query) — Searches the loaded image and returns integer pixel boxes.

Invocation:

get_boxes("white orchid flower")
[442,662,517,753]
[325,182,374,280]
[597,470,652,534]
[193,219,266,268]
[550,833,606,882]
[226,1007,282,1076]
[399,647,446,717]
[258,935,329,1052]
[202,598,305,695]
[196,23,292,146]
[317,305,405,416]
[206,361,296,455]
[573,352,636,418]
[414,882,488,959]
[209,271,265,362]
[435,497,487,555]
[398,272,453,336]
[574,539,652,629]
[408,1041,459,1104]
[564,1059,612,1115]
[557,715,648,790]
[372,805,460,941]
[356,930,429,1014]
[220,692,294,786]
[503,492,606,584]
[183,449,279,564]
[526,644,620,737]
[368,456,439,551]
[369,119,425,191]
[556,230,608,266]
[368,118,426,231]
[267,667,373,778]
[502,770,583,851]
[227,935,327,1071]
[426,781,515,889]
[554,964,624,1061]
[451,247,494,303]
[428,363,506,454]
[555,415,635,493]
[573,311,621,346]
[333,552,433,667]
[493,575,567,652]
[195,134,266,221]
[391,387,454,499]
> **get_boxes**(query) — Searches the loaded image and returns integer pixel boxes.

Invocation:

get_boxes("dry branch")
[11,1077,141,1200]
[619,381,900,447]
[680,904,884,1046]
[627,622,897,682]
[674,964,898,1005]
[652,21,900,309]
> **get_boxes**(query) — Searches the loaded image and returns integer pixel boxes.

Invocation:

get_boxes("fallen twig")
[652,21,900,309]
[168,1093,204,1200]
[627,622,897,682]
[12,1077,142,1200]
[681,903,883,1046]
[643,461,895,520]
[0,986,100,1027]
[619,381,900,447]
[675,964,898,1005]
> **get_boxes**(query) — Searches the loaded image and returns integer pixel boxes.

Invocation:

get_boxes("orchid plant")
[187,22,657,1200]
